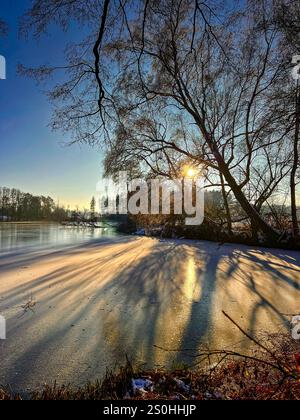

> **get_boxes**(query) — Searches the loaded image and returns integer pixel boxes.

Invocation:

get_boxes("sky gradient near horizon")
[0,0,102,209]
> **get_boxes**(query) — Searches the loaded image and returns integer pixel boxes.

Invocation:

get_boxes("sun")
[186,168,196,178]
[185,167,197,178]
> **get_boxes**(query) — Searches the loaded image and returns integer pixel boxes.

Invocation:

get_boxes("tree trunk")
[194,119,280,242]
[291,83,300,238]
[220,173,233,236]
[215,152,280,242]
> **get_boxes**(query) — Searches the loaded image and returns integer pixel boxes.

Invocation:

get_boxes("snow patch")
[174,378,190,393]
[132,379,153,395]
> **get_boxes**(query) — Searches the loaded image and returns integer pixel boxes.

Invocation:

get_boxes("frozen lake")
[0,222,118,252]
[0,223,299,393]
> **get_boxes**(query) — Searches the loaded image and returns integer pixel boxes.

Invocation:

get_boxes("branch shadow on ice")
[1,239,300,392]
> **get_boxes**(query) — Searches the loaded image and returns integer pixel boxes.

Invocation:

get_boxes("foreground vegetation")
[1,330,300,401]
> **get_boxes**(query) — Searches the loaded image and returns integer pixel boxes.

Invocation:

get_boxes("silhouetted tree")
[90,196,96,221]
[18,0,300,242]
[0,186,67,221]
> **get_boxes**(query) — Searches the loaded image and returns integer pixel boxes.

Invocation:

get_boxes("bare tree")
[291,81,300,238]
[265,0,300,238]
[19,0,300,242]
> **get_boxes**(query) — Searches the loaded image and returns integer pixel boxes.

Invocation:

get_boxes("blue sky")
[0,0,103,209]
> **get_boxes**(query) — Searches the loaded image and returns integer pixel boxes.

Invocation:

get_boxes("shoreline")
[2,340,300,400]
[1,221,300,250]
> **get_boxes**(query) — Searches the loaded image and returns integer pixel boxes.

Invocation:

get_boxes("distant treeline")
[0,187,68,222]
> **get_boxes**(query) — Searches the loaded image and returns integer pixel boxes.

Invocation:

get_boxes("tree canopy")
[17,0,300,243]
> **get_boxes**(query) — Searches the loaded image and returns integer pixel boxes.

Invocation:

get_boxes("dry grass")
[1,332,300,400]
